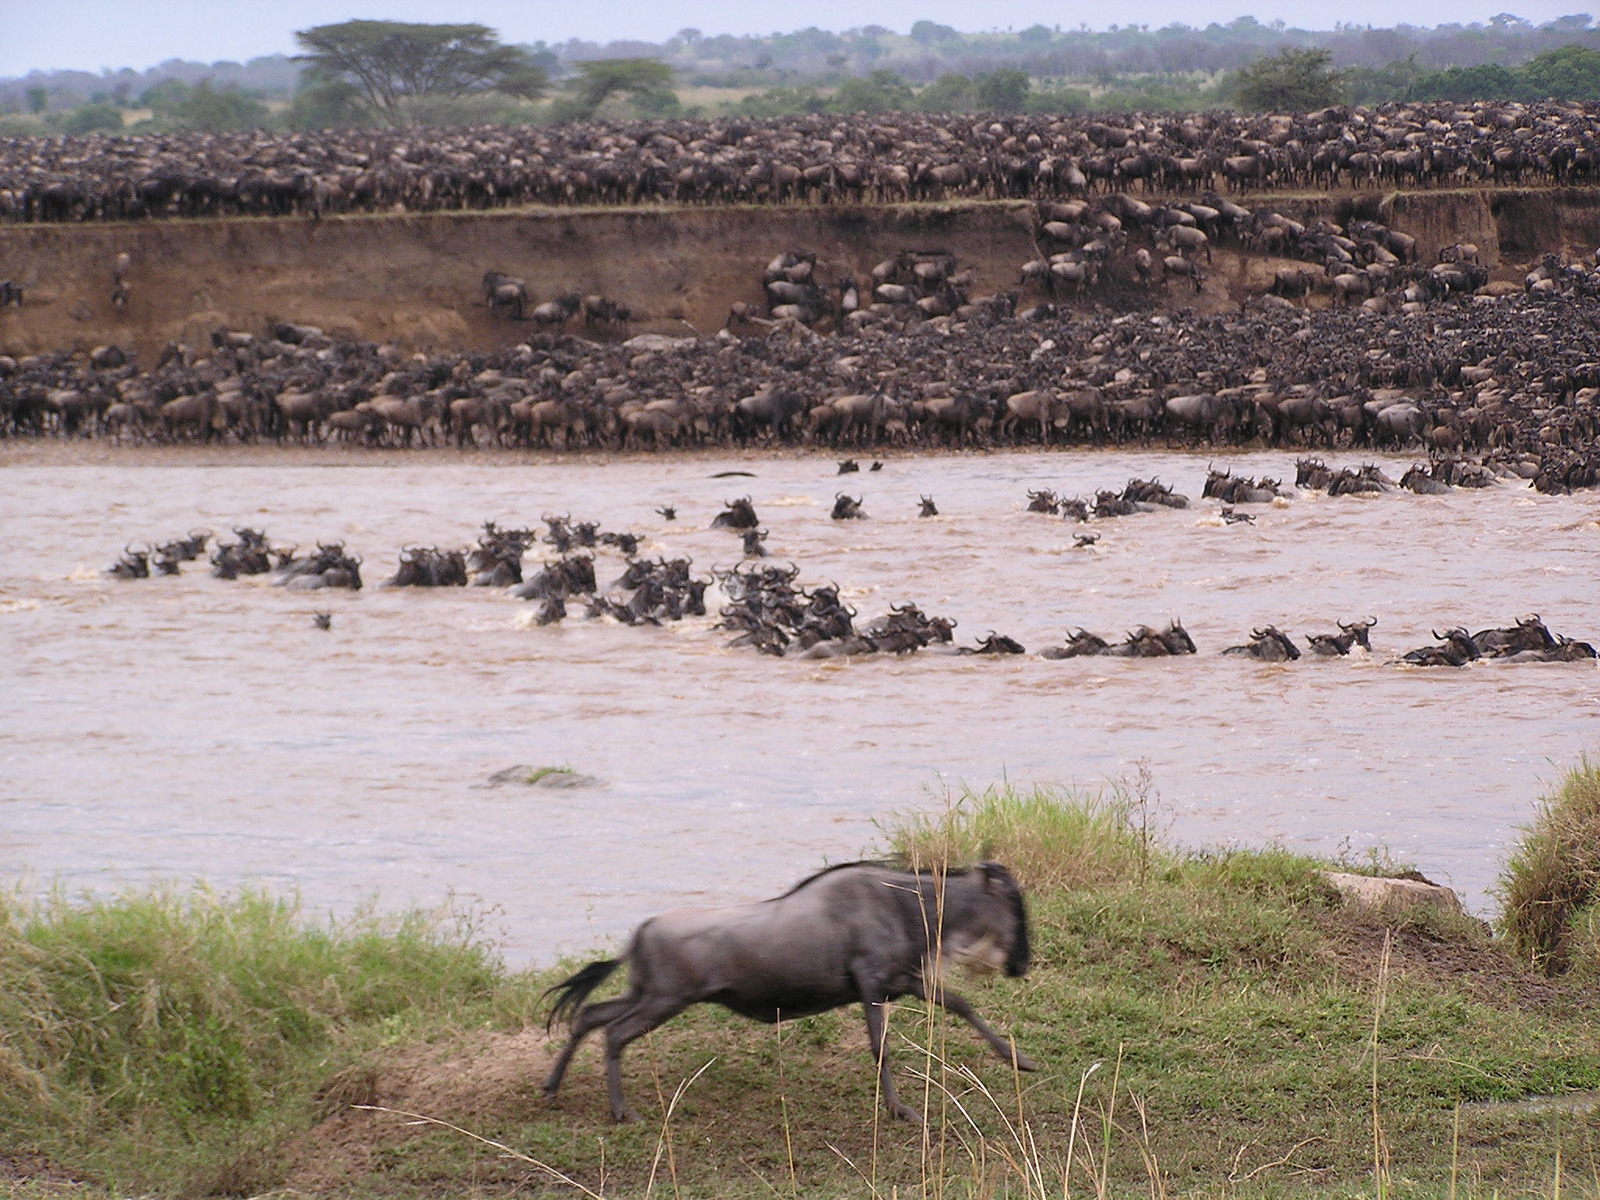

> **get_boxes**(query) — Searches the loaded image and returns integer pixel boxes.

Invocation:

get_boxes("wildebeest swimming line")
[541,860,1033,1123]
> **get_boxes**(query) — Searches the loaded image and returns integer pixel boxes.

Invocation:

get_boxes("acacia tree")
[294,20,547,122]
[557,58,677,121]
[1230,47,1347,112]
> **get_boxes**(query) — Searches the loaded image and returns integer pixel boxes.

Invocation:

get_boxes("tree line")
[7,17,1600,136]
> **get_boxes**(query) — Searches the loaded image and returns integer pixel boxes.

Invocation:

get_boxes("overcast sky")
[3,0,1593,76]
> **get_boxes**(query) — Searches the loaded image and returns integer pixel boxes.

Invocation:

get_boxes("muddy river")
[2,447,1595,961]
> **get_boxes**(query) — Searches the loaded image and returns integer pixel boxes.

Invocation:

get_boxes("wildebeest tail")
[542,958,621,1031]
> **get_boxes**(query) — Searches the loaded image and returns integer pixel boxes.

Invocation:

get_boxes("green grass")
[5,773,1600,1198]
[0,886,533,1196]
[525,763,576,784]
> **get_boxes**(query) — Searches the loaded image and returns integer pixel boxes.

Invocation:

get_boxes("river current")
[3,447,1595,960]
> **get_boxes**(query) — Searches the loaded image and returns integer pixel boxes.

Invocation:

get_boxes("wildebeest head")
[1161,619,1197,655]
[930,862,1032,982]
[1341,616,1377,651]
[966,862,1030,979]
[1435,627,1482,661]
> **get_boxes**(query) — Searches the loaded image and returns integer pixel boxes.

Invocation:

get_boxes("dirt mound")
[1315,907,1571,1009]
[285,1027,558,1193]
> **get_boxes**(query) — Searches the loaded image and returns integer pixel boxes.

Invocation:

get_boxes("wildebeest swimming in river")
[1221,625,1300,661]
[1305,617,1376,656]
[1040,619,1196,659]
[542,860,1033,1123]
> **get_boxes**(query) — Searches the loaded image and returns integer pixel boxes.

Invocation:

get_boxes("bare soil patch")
[285,1028,560,1193]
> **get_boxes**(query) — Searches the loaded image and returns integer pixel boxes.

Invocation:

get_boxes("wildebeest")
[1471,614,1556,657]
[958,631,1026,655]
[831,492,865,519]
[1041,619,1196,658]
[1399,628,1482,667]
[1222,625,1301,661]
[1305,617,1376,656]
[483,270,528,320]
[711,497,759,530]
[541,860,1033,1123]
[105,544,150,579]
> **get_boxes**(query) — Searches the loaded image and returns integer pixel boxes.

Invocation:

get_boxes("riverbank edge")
[4,779,1600,1198]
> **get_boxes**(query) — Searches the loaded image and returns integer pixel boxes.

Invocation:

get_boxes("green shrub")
[58,102,124,135]
[1498,756,1600,972]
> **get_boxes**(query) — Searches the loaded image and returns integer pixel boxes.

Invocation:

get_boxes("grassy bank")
[6,773,1600,1198]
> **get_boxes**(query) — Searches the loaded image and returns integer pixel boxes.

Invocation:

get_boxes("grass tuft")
[1497,757,1600,974]
[881,780,1168,891]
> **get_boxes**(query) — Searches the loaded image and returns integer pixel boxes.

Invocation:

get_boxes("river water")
[2,447,1596,961]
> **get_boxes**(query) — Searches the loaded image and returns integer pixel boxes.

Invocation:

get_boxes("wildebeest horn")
[1432,629,1445,639]
[1338,618,1352,631]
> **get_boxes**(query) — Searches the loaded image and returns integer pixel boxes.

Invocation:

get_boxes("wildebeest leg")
[601,995,691,1121]
[912,981,1037,1071]
[862,1000,920,1123]
[543,996,632,1098]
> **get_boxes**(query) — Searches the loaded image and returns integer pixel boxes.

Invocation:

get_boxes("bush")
[1498,756,1600,972]
[830,69,915,114]
[974,67,1030,112]
[58,102,124,135]
[917,73,973,112]
[737,85,828,117]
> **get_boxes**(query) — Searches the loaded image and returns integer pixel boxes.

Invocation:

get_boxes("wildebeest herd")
[103,469,1595,667]
[5,290,1599,494]
[6,101,1600,223]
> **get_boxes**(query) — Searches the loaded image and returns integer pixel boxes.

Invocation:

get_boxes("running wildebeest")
[541,860,1033,1123]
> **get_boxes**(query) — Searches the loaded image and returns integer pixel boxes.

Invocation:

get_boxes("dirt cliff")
[2,188,1598,360]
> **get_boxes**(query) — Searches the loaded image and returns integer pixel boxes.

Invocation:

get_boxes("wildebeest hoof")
[891,1101,924,1124]
[1011,1050,1039,1072]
